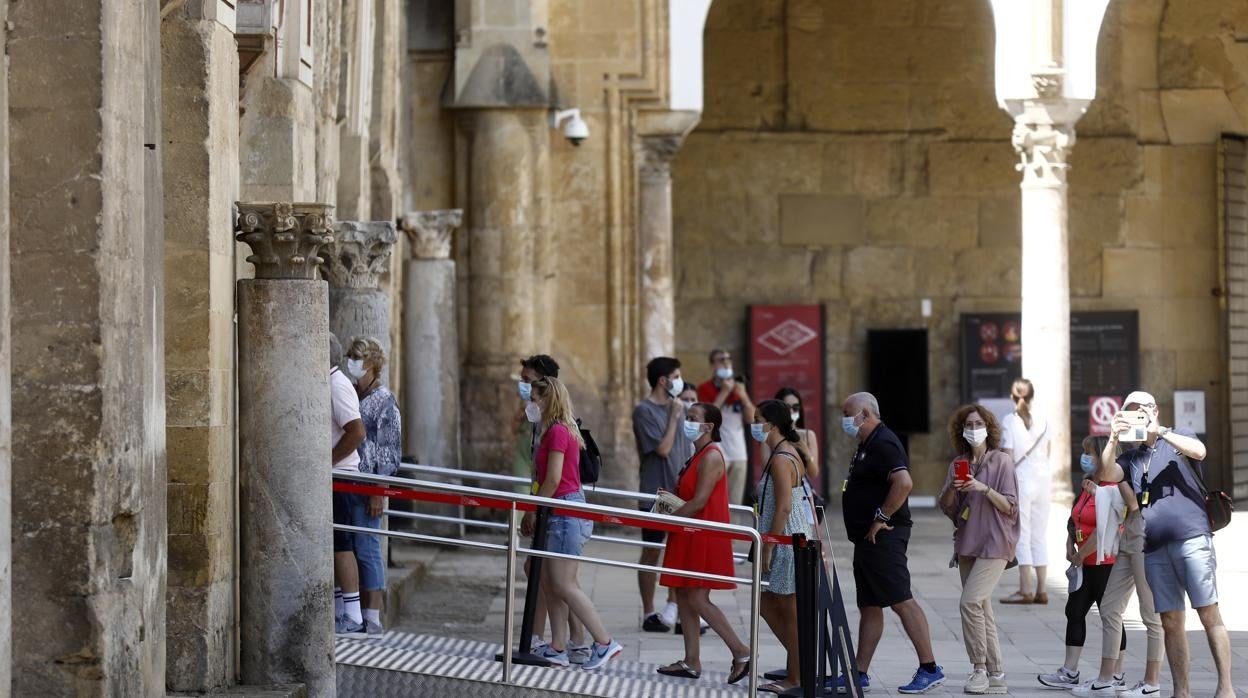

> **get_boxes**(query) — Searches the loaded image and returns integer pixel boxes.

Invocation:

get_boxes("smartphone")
[1118,411,1150,442]
[954,458,970,482]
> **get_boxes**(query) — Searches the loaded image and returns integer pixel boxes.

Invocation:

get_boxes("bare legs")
[1163,605,1235,698]
[760,592,800,689]
[543,557,610,649]
[671,587,750,672]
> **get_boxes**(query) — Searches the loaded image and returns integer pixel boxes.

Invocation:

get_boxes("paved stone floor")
[395,505,1248,696]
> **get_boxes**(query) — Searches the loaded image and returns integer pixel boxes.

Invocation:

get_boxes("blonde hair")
[347,336,386,374]
[530,376,585,449]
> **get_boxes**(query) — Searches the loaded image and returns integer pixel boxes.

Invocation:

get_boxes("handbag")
[1144,444,1235,533]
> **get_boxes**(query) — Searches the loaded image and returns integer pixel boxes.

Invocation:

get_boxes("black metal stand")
[495,505,552,667]
[783,534,820,697]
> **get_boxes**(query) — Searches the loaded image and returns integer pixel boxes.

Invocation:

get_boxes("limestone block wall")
[673,0,1247,494]
[160,5,240,691]
[8,0,168,693]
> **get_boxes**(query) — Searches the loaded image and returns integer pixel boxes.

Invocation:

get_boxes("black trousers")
[1066,563,1127,650]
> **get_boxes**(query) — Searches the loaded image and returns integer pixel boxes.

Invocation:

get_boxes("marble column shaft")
[638,135,682,361]
[234,202,336,697]
[326,220,397,383]
[1013,98,1083,503]
[400,210,463,466]
[0,0,10,687]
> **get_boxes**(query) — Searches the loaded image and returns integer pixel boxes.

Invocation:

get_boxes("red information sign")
[1088,395,1123,436]
[748,305,826,497]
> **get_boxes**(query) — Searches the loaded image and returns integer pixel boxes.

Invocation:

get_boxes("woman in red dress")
[657,403,752,684]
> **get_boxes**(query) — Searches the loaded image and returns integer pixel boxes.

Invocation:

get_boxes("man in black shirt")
[838,392,944,694]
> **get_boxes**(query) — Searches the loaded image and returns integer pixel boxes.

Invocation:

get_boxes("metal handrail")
[333,469,764,697]
[399,461,758,518]
[384,508,752,560]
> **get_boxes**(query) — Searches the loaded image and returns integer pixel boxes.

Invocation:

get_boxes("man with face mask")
[697,349,755,506]
[1091,392,1234,698]
[837,392,945,694]
[632,356,692,632]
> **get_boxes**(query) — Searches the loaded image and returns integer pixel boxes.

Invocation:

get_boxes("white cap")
[1123,390,1156,408]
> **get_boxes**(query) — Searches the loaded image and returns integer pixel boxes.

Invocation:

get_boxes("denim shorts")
[349,496,385,592]
[1144,534,1218,613]
[546,491,593,556]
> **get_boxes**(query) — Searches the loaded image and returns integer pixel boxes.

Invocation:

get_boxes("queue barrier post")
[495,505,553,667]
[783,534,820,698]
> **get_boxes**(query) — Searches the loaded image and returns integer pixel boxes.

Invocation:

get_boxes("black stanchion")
[495,505,553,667]
[785,533,821,698]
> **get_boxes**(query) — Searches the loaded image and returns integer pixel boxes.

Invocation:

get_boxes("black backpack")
[575,418,602,485]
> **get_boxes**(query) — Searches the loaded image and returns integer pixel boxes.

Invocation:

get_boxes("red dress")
[660,444,736,589]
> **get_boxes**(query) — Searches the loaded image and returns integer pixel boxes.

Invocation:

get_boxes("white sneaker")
[986,672,1008,694]
[1071,680,1118,696]
[1117,682,1160,697]
[964,669,990,694]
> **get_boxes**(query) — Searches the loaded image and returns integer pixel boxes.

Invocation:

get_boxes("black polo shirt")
[843,423,912,543]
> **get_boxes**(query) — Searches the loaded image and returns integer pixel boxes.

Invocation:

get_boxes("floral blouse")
[356,386,402,476]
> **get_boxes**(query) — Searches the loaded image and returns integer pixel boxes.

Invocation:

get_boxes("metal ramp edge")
[335,631,750,698]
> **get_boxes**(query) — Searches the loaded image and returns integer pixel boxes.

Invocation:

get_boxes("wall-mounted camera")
[550,108,589,147]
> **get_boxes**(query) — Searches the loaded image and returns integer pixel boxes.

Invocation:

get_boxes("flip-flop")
[757,682,788,694]
[727,657,752,685]
[656,660,701,679]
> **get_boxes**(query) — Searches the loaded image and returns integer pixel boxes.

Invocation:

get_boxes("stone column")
[636,111,699,361]
[326,220,397,382]
[234,202,336,698]
[0,0,10,687]
[1012,89,1086,503]
[399,210,464,465]
[457,109,548,473]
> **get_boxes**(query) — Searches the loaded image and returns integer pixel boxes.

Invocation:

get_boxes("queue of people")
[473,349,1238,696]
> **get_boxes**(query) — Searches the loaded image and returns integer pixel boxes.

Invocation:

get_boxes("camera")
[550,108,589,147]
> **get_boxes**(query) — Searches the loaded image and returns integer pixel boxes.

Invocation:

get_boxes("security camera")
[551,108,589,146]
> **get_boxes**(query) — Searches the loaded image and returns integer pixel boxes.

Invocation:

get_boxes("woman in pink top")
[520,377,622,670]
[938,405,1019,695]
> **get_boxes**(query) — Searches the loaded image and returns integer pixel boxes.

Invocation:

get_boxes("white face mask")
[790,410,801,425]
[525,402,542,424]
[963,428,988,447]
[346,358,365,378]
[667,376,685,398]
[715,367,733,380]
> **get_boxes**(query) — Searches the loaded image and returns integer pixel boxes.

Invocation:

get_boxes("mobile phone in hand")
[954,458,970,482]
[1119,411,1150,442]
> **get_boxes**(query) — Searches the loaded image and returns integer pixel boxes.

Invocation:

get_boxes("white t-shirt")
[719,404,747,462]
[331,368,362,470]
[1002,411,1049,475]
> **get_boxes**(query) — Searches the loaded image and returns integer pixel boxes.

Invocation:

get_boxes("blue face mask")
[750,423,767,443]
[842,413,860,438]
[517,381,532,402]
[1080,453,1097,474]
[683,420,704,441]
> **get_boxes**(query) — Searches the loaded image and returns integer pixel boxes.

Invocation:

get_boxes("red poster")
[748,305,826,497]
[1088,395,1123,437]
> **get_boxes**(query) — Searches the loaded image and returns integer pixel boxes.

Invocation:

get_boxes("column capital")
[324,220,398,289]
[636,134,686,180]
[1010,95,1088,186]
[400,209,464,260]
[234,202,335,280]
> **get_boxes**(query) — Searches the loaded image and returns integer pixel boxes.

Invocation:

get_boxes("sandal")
[657,660,701,679]
[727,657,751,685]
[999,591,1034,604]
[1034,592,1049,604]
[757,682,790,694]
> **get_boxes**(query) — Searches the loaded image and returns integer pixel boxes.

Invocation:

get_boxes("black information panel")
[960,311,1139,482]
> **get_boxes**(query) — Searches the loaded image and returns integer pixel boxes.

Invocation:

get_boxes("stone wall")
[672,0,1247,494]
[8,0,167,693]
[0,0,10,687]
[160,5,240,691]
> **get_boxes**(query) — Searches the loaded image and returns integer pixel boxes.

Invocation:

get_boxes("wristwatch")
[1158,426,1171,437]
[874,507,891,524]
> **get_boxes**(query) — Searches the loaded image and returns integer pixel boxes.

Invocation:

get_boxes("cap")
[1123,390,1156,408]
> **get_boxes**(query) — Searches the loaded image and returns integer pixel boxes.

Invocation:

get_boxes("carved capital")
[637,135,684,181]
[1011,97,1085,187]
[323,221,398,289]
[400,209,464,260]
[234,202,335,280]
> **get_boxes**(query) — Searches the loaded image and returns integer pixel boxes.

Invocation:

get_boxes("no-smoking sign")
[1089,395,1123,436]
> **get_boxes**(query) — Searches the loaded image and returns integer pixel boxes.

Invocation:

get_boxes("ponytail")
[1011,378,1035,430]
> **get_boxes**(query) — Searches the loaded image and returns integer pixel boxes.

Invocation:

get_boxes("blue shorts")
[546,491,593,556]
[1144,534,1218,613]
[332,491,386,591]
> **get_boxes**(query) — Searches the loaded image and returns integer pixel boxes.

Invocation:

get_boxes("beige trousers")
[959,556,1008,673]
[1099,547,1164,662]
[727,459,748,507]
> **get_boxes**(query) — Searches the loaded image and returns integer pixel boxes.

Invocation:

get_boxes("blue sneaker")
[898,665,945,694]
[334,616,366,637]
[834,671,871,694]
[582,639,622,671]
[536,644,570,668]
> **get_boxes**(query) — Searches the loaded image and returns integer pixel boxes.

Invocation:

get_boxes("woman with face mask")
[1037,436,1131,689]
[937,405,1019,695]
[752,399,815,694]
[654,402,752,684]
[344,337,402,635]
[520,377,622,671]
[761,387,820,481]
